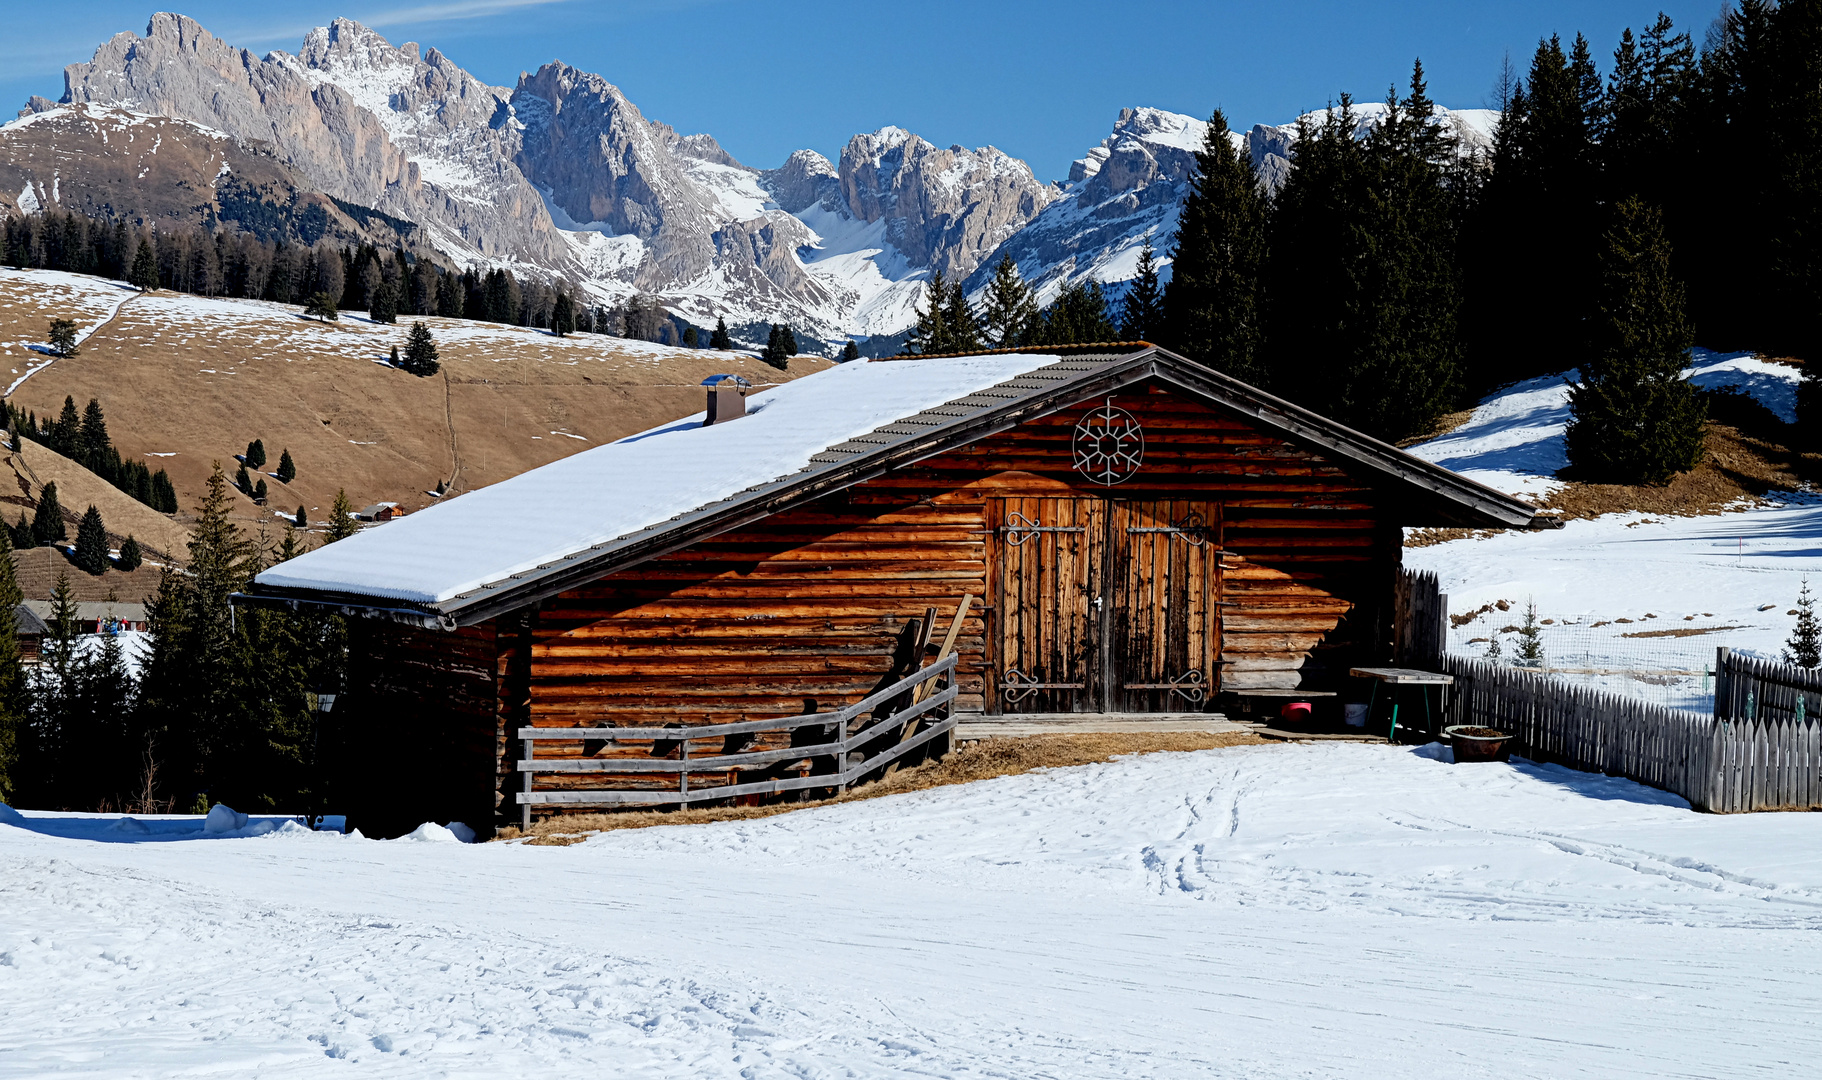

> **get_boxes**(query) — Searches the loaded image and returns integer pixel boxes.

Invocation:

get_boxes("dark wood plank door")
[993,497,1106,713]
[1107,500,1221,712]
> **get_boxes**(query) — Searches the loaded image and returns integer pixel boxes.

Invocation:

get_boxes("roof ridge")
[868,341,1154,362]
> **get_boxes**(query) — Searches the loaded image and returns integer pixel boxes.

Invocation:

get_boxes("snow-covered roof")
[255,353,1061,609]
[247,346,1537,625]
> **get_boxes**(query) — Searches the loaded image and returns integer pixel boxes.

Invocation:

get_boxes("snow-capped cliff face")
[50,15,568,266]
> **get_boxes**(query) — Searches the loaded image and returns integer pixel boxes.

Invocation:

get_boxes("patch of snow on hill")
[1409,350,1800,503]
[5,743,1822,1076]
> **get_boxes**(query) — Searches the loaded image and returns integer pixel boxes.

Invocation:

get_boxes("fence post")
[521,735,533,832]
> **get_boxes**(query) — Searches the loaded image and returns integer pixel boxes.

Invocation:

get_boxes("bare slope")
[0,268,829,535]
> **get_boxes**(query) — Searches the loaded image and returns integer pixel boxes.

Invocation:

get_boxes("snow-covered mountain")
[971,103,1499,307]
[15,15,1499,350]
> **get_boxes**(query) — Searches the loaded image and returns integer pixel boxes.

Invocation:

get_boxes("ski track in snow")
[5,743,1821,1077]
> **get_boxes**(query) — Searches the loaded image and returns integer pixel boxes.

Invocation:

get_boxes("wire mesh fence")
[1447,618,1734,713]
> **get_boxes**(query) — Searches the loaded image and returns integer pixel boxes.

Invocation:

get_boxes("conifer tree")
[1164,108,1267,383]
[73,506,108,575]
[1028,280,1117,346]
[151,470,178,514]
[1565,197,1705,484]
[304,292,339,322]
[77,399,109,473]
[23,571,82,802]
[683,325,698,347]
[1117,242,1164,342]
[906,271,953,354]
[325,489,359,543]
[235,465,253,497]
[979,254,1038,348]
[1787,579,1822,667]
[129,238,159,291]
[50,396,79,458]
[11,512,34,551]
[276,449,296,484]
[244,439,266,471]
[552,291,575,337]
[942,280,982,353]
[841,340,860,361]
[31,482,64,545]
[402,321,440,377]
[116,535,142,572]
[254,478,268,504]
[710,316,732,350]
[781,325,799,355]
[389,345,401,368]
[47,319,78,358]
[1514,599,1547,668]
[370,281,398,325]
[762,324,791,370]
[294,505,307,529]
[0,528,23,804]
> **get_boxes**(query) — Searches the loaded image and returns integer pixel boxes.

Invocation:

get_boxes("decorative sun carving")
[1072,398,1145,485]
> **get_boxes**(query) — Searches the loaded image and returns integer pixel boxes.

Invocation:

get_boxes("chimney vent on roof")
[702,374,752,426]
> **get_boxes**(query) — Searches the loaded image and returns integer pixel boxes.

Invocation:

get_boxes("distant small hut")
[239,346,1536,836]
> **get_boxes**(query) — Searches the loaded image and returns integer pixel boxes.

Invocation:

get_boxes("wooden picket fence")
[1394,569,1447,668]
[1439,653,1822,813]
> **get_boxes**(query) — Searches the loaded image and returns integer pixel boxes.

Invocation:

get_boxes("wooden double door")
[993,497,1221,713]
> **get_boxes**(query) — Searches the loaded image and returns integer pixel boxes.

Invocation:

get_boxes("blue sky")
[1,1,1726,181]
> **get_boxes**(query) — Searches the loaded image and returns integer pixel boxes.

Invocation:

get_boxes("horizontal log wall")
[525,381,1398,743]
[915,386,1389,692]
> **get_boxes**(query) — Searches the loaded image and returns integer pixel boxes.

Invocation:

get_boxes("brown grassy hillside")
[0,268,830,538]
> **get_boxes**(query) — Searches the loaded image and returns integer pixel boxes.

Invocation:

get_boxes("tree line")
[0,466,365,814]
[4,396,179,513]
[913,6,1822,485]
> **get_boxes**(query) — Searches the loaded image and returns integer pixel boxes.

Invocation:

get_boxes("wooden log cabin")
[240,346,1536,836]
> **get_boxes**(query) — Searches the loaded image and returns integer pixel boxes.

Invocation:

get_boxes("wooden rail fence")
[1439,654,1822,813]
[516,653,958,827]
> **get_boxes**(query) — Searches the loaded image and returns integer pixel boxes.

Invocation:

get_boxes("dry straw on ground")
[496,731,1268,845]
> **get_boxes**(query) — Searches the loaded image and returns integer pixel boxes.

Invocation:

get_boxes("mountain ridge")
[13,14,1499,350]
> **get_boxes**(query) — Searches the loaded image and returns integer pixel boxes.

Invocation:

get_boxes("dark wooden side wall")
[339,619,509,837]
[526,381,1401,728]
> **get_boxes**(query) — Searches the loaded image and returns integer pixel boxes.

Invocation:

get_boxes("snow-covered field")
[4,742,1819,1078]
[1408,352,1815,708]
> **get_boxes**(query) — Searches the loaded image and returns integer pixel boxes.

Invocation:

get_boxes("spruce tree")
[77,399,109,473]
[11,512,34,551]
[780,325,799,356]
[276,449,296,484]
[762,324,790,370]
[552,291,575,336]
[47,319,79,358]
[1787,579,1822,667]
[979,254,1038,348]
[1029,280,1116,346]
[116,535,142,572]
[50,397,80,457]
[710,316,732,350]
[841,340,860,361]
[235,465,253,497]
[325,489,359,543]
[1565,197,1705,484]
[1116,242,1164,342]
[73,506,108,575]
[31,482,64,544]
[245,439,266,471]
[151,470,178,513]
[402,321,440,377]
[25,571,82,802]
[1164,108,1267,383]
[942,280,981,352]
[304,291,339,321]
[1467,34,1604,383]
[683,325,698,347]
[906,271,953,354]
[389,344,401,369]
[370,281,398,325]
[294,505,307,529]
[254,478,268,504]
[0,528,22,805]
[1514,599,1546,668]
[129,238,159,291]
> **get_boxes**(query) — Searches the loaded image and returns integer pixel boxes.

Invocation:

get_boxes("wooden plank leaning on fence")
[887,594,975,778]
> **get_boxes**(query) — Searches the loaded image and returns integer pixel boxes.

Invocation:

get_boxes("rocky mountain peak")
[836,127,1057,281]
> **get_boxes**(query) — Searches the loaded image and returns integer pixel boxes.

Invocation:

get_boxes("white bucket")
[1344,703,1368,728]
